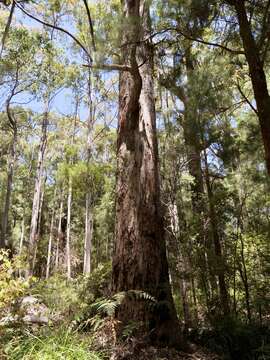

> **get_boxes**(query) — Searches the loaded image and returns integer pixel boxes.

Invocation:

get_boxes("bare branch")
[83,63,132,72]
[121,27,244,55]
[236,82,258,114]
[174,27,244,55]
[82,0,96,51]
[14,0,93,62]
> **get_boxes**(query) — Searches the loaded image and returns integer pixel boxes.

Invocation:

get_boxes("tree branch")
[14,0,93,62]
[83,63,132,72]
[236,82,258,114]
[175,27,244,55]
[121,27,244,55]
[0,0,15,59]
[82,0,96,51]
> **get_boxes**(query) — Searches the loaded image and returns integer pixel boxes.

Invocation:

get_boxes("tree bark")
[66,176,72,279]
[55,196,63,271]
[19,216,25,256]
[168,200,192,330]
[46,207,55,279]
[32,179,45,269]
[28,106,48,274]
[83,192,93,274]
[83,68,94,275]
[0,127,16,249]
[112,0,181,346]
[231,0,270,174]
[238,226,251,322]
[0,95,18,249]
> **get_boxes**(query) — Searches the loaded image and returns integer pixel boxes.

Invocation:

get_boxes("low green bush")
[30,274,85,318]
[0,250,31,315]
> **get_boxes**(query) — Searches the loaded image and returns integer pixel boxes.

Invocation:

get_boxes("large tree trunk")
[28,108,48,274]
[231,0,270,174]
[112,0,181,346]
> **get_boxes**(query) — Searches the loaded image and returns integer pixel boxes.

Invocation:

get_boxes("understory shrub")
[191,317,270,360]
[30,274,85,318]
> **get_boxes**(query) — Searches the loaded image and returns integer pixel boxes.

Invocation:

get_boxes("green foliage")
[90,290,156,318]
[192,317,270,360]
[80,262,112,301]
[74,289,156,333]
[30,275,84,317]
[0,251,30,314]
[1,327,105,360]
[121,320,142,340]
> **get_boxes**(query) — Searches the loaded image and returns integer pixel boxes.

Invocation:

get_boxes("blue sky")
[1,3,97,121]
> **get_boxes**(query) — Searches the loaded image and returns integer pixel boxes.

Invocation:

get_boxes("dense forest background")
[0,0,269,359]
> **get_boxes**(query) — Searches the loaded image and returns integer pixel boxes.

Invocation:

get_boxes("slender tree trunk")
[32,180,45,269]
[37,180,45,239]
[28,107,48,274]
[168,201,192,330]
[179,260,192,331]
[203,149,230,315]
[19,216,25,256]
[0,127,17,248]
[233,236,238,315]
[191,278,198,322]
[112,0,181,346]
[64,93,79,279]
[55,197,63,271]
[231,0,270,174]
[239,233,251,323]
[172,193,193,329]
[66,177,72,279]
[184,50,205,214]
[83,69,94,275]
[160,47,210,304]
[46,207,55,279]
[83,193,93,274]
[18,216,25,278]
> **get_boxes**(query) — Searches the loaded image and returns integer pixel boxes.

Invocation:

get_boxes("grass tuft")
[2,327,106,360]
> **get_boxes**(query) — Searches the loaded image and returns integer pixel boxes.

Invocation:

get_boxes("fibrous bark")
[112,0,181,346]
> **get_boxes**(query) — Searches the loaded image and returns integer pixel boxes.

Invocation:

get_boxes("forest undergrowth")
[0,253,269,360]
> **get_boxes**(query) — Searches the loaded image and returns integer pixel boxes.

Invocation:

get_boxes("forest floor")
[106,342,220,360]
[0,325,220,360]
